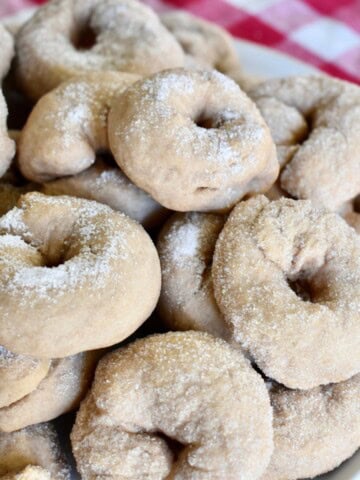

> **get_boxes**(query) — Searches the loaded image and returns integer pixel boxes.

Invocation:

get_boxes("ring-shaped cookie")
[109,68,278,211]
[0,192,160,358]
[251,76,360,210]
[213,195,360,389]
[15,0,184,99]
[18,72,139,182]
[71,331,273,480]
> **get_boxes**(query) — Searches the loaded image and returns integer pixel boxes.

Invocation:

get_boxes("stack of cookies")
[0,1,359,479]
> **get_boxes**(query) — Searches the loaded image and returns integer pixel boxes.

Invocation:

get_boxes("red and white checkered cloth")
[1,0,359,84]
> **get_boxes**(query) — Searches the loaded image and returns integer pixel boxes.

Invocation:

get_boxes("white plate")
[235,38,318,78]
[1,8,359,479]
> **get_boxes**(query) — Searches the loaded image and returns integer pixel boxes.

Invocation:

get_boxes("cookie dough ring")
[262,374,360,480]
[0,423,70,480]
[251,75,360,210]
[213,195,360,389]
[109,68,279,211]
[41,156,168,230]
[15,0,184,99]
[0,351,99,432]
[18,72,139,183]
[161,11,241,76]
[0,192,161,358]
[0,347,50,409]
[157,212,228,338]
[71,331,273,480]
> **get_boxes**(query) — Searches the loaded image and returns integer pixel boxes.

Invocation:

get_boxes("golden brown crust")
[0,192,160,358]
[71,331,273,480]
[109,68,279,211]
[213,195,360,389]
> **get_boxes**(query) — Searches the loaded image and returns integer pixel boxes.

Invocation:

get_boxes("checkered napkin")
[1,0,360,84]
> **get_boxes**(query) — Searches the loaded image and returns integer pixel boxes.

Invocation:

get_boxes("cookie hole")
[288,277,313,302]
[97,152,118,168]
[44,253,67,268]
[195,115,216,130]
[3,84,33,130]
[40,241,71,269]
[353,195,360,213]
[157,432,184,462]
[72,23,97,51]
[295,111,315,145]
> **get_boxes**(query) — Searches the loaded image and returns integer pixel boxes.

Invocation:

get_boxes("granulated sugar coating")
[15,0,184,99]
[108,68,279,211]
[0,350,100,432]
[18,71,139,183]
[4,0,360,474]
[261,373,360,479]
[41,156,168,230]
[157,212,229,339]
[250,75,360,211]
[0,423,70,480]
[0,346,50,409]
[71,331,273,480]
[0,192,160,358]
[213,195,360,389]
